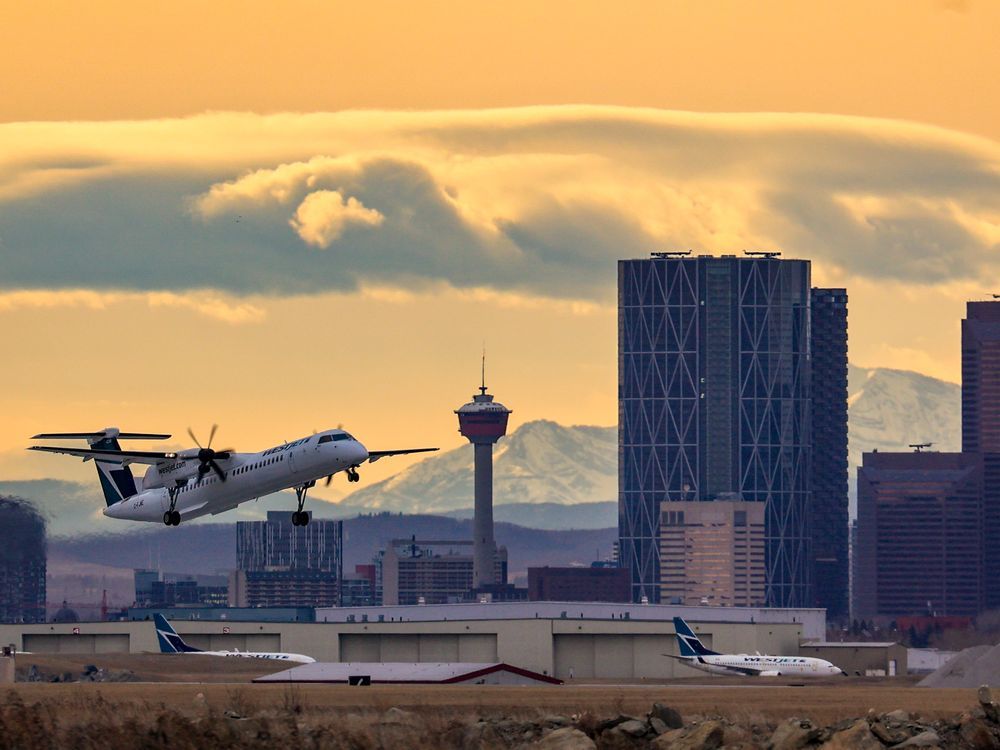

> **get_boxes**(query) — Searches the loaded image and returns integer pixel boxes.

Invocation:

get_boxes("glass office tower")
[618,253,816,607]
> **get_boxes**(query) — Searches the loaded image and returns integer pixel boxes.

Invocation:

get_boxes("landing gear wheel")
[164,486,182,526]
[291,482,315,526]
[347,467,360,483]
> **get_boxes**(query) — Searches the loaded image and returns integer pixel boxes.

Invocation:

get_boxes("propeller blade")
[207,424,218,449]
[187,427,202,448]
[209,459,226,482]
[197,462,209,482]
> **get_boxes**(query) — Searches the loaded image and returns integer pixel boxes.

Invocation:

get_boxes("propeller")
[187,425,232,482]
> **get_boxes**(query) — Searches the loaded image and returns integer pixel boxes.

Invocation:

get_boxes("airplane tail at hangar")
[154,614,201,654]
[673,617,719,657]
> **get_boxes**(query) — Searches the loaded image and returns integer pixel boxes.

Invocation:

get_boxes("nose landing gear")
[347,466,360,483]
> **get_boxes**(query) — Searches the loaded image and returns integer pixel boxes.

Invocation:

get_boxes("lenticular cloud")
[0,107,997,299]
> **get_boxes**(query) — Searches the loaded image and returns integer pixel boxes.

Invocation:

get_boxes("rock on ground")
[535,727,597,750]
[651,720,724,750]
[768,718,822,750]
[821,720,883,750]
[649,703,684,730]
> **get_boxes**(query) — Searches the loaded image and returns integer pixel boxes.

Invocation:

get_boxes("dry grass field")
[7,653,976,725]
[4,679,979,726]
[1,654,987,749]
[14,652,277,683]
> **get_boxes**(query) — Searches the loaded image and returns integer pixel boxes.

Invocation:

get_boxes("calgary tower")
[455,358,512,590]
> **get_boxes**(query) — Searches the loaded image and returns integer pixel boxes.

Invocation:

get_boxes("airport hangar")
[0,602,825,681]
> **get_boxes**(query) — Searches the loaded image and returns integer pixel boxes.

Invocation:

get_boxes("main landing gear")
[347,466,360,483]
[291,480,315,526]
[163,486,181,526]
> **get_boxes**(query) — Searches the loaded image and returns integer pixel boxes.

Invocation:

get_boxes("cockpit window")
[319,433,352,443]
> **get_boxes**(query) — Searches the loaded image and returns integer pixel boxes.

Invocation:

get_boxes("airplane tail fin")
[89,430,138,507]
[154,614,201,654]
[673,617,718,657]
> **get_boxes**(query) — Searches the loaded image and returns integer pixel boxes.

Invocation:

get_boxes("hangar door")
[553,634,678,680]
[23,634,130,654]
[340,634,497,663]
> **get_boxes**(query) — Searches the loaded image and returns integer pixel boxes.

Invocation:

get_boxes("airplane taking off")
[29,426,436,527]
[670,617,843,677]
[154,614,314,663]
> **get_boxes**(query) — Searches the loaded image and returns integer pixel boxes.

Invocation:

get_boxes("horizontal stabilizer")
[28,445,176,464]
[32,431,170,440]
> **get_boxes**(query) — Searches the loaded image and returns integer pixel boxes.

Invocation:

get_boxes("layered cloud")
[0,289,265,323]
[0,107,997,303]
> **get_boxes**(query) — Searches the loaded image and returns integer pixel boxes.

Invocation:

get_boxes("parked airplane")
[30,426,436,527]
[669,617,843,677]
[154,614,314,663]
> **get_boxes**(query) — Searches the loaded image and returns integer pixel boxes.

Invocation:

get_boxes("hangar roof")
[253,661,561,685]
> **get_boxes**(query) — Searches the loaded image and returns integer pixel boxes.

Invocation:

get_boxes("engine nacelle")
[142,459,197,490]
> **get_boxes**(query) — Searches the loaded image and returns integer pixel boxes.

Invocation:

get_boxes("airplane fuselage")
[104,430,367,523]
[184,650,314,663]
[680,653,842,677]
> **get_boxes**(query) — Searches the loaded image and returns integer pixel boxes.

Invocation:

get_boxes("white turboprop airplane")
[29,426,436,527]
[670,617,843,677]
[154,614,314,663]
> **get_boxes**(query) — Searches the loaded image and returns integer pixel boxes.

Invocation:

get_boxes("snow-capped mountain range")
[341,420,617,513]
[338,365,962,515]
[1,365,962,535]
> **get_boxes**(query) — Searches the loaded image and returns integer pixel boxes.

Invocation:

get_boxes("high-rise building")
[381,539,508,605]
[455,372,511,589]
[962,301,1000,609]
[854,451,983,618]
[527,566,630,603]
[133,569,159,607]
[0,498,46,624]
[810,288,850,619]
[236,511,343,607]
[619,253,828,607]
[658,499,765,607]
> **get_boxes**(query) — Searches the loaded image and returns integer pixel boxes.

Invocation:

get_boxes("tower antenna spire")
[481,345,487,395]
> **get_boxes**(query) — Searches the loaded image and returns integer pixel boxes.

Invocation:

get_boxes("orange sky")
[0,1,997,489]
[2,1,997,139]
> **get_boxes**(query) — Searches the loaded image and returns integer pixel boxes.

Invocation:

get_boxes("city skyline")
[2,2,998,498]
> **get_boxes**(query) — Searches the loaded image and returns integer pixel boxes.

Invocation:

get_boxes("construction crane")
[744,250,781,258]
[650,250,692,258]
[909,442,934,452]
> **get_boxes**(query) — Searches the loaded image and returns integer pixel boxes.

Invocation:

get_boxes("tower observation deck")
[455,369,511,590]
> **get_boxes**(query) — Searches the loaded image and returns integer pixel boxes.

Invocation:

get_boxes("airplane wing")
[27,445,177,465]
[366,448,438,464]
[713,663,764,676]
[662,654,764,676]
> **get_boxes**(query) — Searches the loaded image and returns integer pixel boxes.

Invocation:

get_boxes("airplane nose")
[354,442,369,464]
